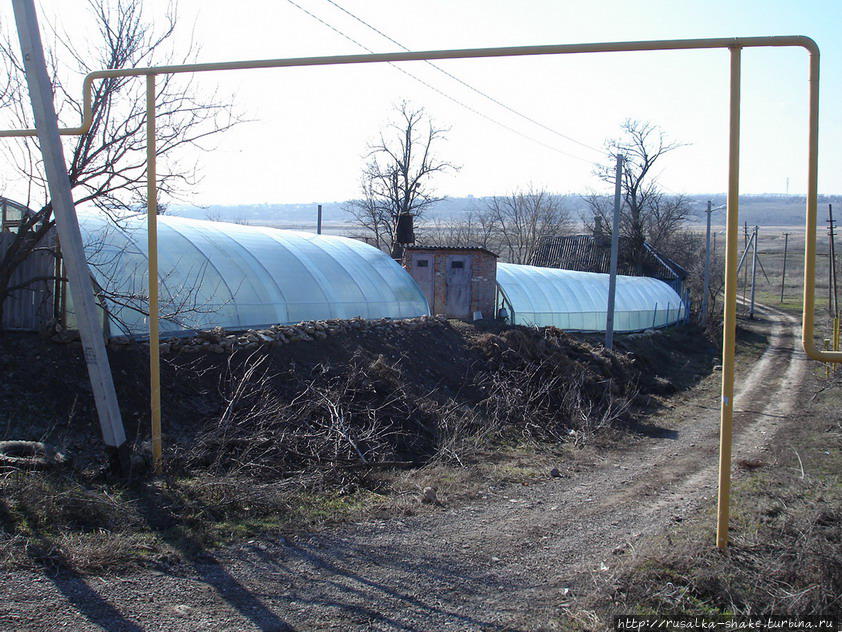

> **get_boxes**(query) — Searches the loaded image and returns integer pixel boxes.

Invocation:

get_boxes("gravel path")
[0,306,808,631]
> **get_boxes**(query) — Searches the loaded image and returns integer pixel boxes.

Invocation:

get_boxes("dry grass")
[557,368,842,626]
[593,476,842,617]
[0,467,390,572]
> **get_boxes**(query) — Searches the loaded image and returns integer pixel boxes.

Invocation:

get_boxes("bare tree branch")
[0,0,241,329]
[346,101,457,255]
[418,206,498,250]
[583,119,690,272]
[485,187,572,264]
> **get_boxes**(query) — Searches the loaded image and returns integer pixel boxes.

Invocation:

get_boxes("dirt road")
[0,305,809,631]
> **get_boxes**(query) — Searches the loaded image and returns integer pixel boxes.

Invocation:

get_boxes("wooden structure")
[404,246,497,320]
[0,229,59,331]
[1,197,32,233]
[0,198,62,332]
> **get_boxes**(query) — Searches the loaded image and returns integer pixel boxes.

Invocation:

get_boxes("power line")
[323,0,604,155]
[285,0,597,163]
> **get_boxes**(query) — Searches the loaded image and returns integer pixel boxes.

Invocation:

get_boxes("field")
[701,223,841,341]
[2,299,838,629]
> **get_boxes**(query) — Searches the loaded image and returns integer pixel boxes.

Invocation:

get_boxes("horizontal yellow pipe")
[0,35,819,137]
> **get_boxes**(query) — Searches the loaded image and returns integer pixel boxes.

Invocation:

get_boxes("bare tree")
[584,119,690,270]
[345,179,392,250]
[346,101,456,255]
[485,187,572,264]
[419,207,497,250]
[0,0,238,329]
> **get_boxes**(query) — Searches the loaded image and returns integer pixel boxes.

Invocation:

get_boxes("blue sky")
[1,0,840,205]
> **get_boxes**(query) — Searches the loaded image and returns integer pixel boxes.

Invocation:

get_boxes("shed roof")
[404,245,498,257]
[531,235,687,281]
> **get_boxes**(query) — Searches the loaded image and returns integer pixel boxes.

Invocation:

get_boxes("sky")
[1,0,841,207]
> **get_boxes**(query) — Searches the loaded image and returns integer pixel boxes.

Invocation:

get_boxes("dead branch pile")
[472,328,638,445]
[181,351,464,477]
[178,324,641,477]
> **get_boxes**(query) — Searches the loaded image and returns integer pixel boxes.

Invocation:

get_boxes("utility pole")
[828,204,838,316]
[743,221,749,309]
[749,225,759,318]
[11,0,127,469]
[605,154,623,350]
[780,232,789,303]
[828,204,840,362]
[317,204,323,235]
[828,214,833,315]
[702,201,725,324]
[702,201,713,324]
[735,228,754,277]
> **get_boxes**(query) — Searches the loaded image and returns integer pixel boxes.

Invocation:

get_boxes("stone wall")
[106,315,447,355]
[469,252,497,319]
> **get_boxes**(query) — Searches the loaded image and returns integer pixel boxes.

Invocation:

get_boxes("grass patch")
[0,470,388,572]
[559,373,842,624]
[0,443,569,573]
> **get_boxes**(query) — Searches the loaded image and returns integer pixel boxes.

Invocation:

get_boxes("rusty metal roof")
[531,235,686,281]
[404,245,499,257]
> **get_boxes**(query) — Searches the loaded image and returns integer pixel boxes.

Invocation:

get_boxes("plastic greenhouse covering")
[74,212,430,337]
[496,262,685,332]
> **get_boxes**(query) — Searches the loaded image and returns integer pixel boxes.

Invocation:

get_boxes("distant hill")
[167,193,842,228]
[166,197,496,227]
[682,194,842,227]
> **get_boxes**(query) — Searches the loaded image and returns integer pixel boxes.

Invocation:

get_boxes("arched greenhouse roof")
[77,212,429,337]
[496,262,685,332]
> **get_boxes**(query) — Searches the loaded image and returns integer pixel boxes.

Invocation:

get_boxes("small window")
[451,261,464,269]
[416,259,429,267]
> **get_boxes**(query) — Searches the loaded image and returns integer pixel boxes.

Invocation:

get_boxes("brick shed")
[403,246,498,320]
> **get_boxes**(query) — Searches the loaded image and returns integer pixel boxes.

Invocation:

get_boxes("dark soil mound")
[0,318,716,477]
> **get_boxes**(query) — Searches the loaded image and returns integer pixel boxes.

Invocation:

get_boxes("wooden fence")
[0,229,58,331]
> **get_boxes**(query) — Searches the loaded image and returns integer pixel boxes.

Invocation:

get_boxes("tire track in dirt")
[0,307,809,632]
[453,303,807,623]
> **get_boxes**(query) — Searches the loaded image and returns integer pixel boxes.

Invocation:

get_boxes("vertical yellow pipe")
[802,48,821,358]
[146,74,162,474]
[716,47,742,551]
[824,339,831,378]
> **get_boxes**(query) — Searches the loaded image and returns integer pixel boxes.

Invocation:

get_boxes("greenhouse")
[496,262,686,332]
[75,212,430,337]
[56,211,688,338]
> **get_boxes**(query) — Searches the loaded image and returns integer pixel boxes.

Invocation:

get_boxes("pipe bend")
[791,35,819,56]
[803,338,842,362]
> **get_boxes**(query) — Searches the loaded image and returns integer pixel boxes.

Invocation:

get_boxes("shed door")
[445,255,472,319]
[411,253,435,311]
